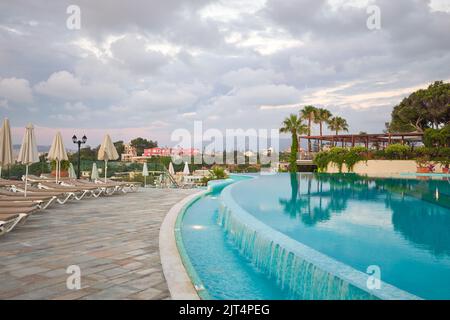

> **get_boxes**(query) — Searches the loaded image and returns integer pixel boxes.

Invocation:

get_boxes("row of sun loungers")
[0,176,140,237]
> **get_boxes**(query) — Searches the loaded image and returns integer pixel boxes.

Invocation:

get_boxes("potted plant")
[437,158,450,174]
[50,160,70,177]
[415,157,431,173]
[443,165,450,174]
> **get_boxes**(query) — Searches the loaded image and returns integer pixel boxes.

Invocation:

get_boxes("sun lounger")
[0,194,57,210]
[93,179,140,193]
[4,178,99,202]
[69,178,140,193]
[57,180,106,198]
[25,174,58,183]
[0,213,23,236]
[0,207,38,236]
[71,179,122,195]
[109,180,140,192]
[67,179,123,195]
[0,201,42,208]
[0,179,32,191]
[0,193,51,201]
[0,207,38,214]
[6,186,75,204]
[60,179,105,198]
[37,182,103,200]
[0,178,24,187]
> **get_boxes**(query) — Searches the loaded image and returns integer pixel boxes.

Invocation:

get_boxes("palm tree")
[280,114,308,172]
[300,105,317,152]
[279,173,300,218]
[314,108,333,150]
[328,116,349,146]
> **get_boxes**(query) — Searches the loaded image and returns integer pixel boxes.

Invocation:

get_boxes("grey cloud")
[110,35,171,74]
[0,77,33,104]
[220,68,284,87]
[263,0,371,40]
[34,70,126,101]
[0,0,449,143]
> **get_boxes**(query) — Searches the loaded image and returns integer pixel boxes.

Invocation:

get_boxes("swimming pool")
[179,173,450,300]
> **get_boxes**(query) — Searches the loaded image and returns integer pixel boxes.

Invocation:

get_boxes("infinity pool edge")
[159,190,205,300]
[160,179,237,300]
[220,177,422,300]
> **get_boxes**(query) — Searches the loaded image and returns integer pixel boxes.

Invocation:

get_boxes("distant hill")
[13,144,51,153]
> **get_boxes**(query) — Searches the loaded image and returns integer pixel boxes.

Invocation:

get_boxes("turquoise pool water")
[180,177,292,299]
[180,174,450,300]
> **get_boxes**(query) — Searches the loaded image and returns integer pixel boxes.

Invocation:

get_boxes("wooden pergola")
[300,132,424,151]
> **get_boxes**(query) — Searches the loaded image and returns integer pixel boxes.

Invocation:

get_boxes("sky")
[0,0,449,148]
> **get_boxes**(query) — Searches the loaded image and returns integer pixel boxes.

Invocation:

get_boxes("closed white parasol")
[48,132,68,183]
[0,118,14,178]
[17,123,39,196]
[98,134,119,182]
[91,162,99,181]
[142,162,149,187]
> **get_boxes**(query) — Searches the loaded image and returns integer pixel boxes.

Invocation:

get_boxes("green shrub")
[414,146,442,158]
[314,147,368,173]
[350,146,368,154]
[424,126,450,148]
[245,166,260,173]
[121,172,154,185]
[344,147,367,172]
[414,146,429,157]
[442,124,450,147]
[7,161,51,179]
[313,151,331,172]
[313,141,447,172]
[372,150,386,160]
[437,147,450,159]
[211,166,227,179]
[385,144,410,160]
[201,166,229,185]
[328,147,347,173]
[50,160,70,171]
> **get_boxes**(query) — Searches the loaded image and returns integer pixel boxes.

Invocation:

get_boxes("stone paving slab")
[0,188,196,300]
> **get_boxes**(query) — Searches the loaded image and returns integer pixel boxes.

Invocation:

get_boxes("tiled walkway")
[0,188,196,300]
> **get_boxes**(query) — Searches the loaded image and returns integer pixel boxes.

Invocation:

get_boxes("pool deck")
[0,188,196,300]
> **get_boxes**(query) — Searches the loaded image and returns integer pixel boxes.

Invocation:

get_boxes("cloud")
[109,35,171,74]
[0,99,9,109]
[128,81,210,111]
[289,56,336,79]
[199,0,267,22]
[220,68,284,87]
[0,77,33,104]
[34,70,125,101]
[1,0,449,146]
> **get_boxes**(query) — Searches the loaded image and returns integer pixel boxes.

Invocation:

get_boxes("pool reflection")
[278,173,450,256]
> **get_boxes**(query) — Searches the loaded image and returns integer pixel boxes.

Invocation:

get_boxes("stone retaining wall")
[326,160,444,175]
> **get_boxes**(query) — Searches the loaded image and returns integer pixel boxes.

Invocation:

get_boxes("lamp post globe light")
[72,134,87,179]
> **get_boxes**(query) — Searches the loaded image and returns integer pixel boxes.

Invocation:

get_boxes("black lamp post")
[72,134,87,179]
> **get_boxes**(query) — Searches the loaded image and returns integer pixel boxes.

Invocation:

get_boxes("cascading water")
[218,202,377,300]
[180,173,446,299]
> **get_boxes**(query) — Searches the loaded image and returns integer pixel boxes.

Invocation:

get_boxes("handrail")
[161,165,180,188]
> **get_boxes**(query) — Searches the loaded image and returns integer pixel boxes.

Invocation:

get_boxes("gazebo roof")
[300,132,424,143]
